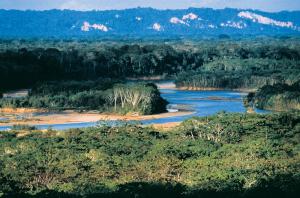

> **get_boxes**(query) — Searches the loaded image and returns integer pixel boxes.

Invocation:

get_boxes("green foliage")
[1,39,300,91]
[0,113,299,197]
[180,113,245,143]
[105,83,168,115]
[11,124,37,131]
[164,139,219,160]
[174,41,300,90]
[175,58,300,90]
[0,81,167,115]
[251,80,300,111]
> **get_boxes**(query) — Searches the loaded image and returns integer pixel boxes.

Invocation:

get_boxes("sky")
[0,0,299,12]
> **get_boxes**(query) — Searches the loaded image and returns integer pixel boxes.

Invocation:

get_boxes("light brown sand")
[0,110,194,126]
[155,82,177,89]
[178,86,256,92]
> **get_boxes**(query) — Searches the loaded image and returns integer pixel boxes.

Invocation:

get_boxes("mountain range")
[0,8,300,38]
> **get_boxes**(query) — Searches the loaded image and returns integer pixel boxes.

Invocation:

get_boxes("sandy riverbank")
[155,81,177,89]
[0,110,194,126]
[0,107,46,114]
[177,86,256,92]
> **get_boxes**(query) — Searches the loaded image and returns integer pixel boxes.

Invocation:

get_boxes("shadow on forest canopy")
[4,176,300,198]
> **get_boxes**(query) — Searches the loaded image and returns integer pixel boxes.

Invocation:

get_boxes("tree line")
[175,58,300,90]
[0,38,300,91]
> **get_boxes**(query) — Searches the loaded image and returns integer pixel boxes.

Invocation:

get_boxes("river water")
[0,88,267,131]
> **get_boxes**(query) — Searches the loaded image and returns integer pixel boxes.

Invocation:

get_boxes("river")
[0,88,267,131]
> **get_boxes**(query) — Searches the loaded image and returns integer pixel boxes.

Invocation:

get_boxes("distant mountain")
[0,8,300,38]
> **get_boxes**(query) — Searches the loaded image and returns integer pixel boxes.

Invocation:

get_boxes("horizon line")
[0,7,299,13]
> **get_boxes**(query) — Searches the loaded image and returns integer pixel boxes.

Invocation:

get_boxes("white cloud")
[238,11,294,28]
[182,13,198,20]
[81,21,109,32]
[170,17,188,25]
[152,23,163,31]
[193,0,300,12]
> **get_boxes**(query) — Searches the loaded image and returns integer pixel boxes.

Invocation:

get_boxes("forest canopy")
[0,112,299,197]
[0,38,299,91]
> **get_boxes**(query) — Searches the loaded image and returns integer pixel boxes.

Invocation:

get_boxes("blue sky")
[0,0,299,12]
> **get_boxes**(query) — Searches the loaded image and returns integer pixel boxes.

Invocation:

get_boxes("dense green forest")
[174,59,299,90]
[0,80,167,115]
[0,112,299,197]
[0,38,300,91]
[245,80,300,111]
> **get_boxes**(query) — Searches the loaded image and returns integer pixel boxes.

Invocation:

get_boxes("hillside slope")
[0,8,300,38]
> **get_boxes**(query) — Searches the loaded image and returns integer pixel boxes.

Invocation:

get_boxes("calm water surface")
[0,89,267,130]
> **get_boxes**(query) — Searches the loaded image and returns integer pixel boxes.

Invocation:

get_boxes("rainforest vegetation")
[0,112,299,198]
[0,80,167,115]
[174,59,299,90]
[0,38,299,91]
[245,80,300,111]
[0,38,300,198]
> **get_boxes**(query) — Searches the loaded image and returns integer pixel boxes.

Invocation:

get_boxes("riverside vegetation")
[0,80,167,115]
[245,80,300,112]
[0,112,299,197]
